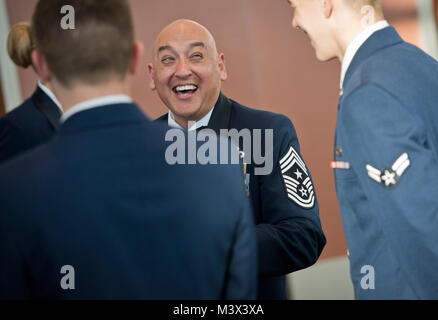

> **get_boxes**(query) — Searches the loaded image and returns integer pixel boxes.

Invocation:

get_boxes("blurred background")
[1,0,437,299]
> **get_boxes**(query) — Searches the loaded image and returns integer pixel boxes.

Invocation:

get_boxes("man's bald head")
[152,19,218,59]
[148,19,227,128]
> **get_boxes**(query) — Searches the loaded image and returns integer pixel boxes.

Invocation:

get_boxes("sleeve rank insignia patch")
[366,153,410,189]
[279,146,315,209]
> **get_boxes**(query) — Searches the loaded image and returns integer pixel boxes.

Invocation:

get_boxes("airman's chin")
[315,50,337,62]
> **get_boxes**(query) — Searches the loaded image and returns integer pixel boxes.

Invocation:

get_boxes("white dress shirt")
[60,95,132,123]
[37,81,63,111]
[340,20,390,89]
[168,106,215,131]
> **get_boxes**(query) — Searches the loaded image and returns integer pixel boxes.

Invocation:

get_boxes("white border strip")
[0,0,23,112]
[416,0,438,60]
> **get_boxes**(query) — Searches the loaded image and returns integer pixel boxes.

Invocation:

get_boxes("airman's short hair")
[32,0,134,88]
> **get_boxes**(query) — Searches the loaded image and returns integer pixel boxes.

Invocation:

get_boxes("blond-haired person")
[0,22,62,163]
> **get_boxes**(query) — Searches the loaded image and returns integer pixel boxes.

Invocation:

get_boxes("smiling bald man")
[148,19,326,300]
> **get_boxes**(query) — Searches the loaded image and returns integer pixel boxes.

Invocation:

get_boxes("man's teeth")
[175,85,197,92]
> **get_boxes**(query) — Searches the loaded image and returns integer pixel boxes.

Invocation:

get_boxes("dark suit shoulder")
[348,40,438,98]
[0,95,56,164]
[227,97,301,168]
[155,113,168,123]
[228,99,293,131]
[0,98,52,164]
[1,97,53,138]
[1,98,40,129]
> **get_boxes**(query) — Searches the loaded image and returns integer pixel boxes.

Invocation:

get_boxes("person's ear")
[130,41,144,75]
[218,53,227,81]
[31,50,51,82]
[147,63,156,91]
[322,0,334,18]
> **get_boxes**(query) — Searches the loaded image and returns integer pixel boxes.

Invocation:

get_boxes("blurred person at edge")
[0,22,62,163]
[288,0,438,299]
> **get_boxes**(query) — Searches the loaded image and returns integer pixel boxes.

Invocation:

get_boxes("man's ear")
[218,53,227,81]
[322,0,334,18]
[130,41,144,75]
[147,63,156,91]
[31,50,51,82]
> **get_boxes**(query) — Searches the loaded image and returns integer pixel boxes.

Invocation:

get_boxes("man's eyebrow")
[157,45,174,54]
[157,42,205,55]
[189,41,205,49]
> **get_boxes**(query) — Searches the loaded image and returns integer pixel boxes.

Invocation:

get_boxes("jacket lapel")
[154,92,233,133]
[205,92,232,134]
[31,87,62,130]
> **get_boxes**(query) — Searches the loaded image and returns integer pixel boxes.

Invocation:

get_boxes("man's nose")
[175,58,192,78]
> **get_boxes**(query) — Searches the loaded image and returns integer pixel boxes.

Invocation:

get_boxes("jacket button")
[335,147,343,157]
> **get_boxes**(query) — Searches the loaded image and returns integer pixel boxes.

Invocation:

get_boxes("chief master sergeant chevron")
[148,19,326,300]
[288,0,438,299]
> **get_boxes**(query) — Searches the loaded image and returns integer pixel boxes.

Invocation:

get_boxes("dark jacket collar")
[155,113,168,123]
[343,26,403,88]
[155,92,232,134]
[31,86,62,130]
[59,103,148,135]
[205,92,232,134]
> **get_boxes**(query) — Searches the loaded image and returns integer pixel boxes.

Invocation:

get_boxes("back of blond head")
[7,22,36,68]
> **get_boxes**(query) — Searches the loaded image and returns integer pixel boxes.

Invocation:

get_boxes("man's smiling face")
[148,20,227,126]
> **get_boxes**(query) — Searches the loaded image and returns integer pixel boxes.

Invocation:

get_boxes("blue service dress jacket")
[157,93,326,299]
[334,26,438,299]
[0,102,257,299]
[0,85,61,163]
